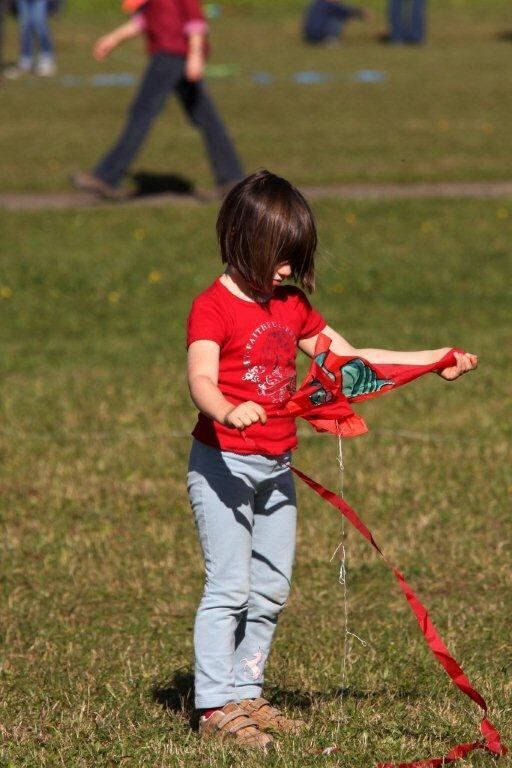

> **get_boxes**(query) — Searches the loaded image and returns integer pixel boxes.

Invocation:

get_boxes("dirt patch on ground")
[1,181,512,211]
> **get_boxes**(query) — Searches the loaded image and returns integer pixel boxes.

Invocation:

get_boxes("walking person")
[71,0,244,200]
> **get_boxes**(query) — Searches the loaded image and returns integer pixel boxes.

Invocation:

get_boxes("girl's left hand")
[438,351,478,381]
[185,52,205,82]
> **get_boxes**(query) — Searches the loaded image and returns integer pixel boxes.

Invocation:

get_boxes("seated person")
[303,0,368,44]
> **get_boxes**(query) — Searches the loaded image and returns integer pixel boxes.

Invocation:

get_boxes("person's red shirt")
[132,0,208,57]
[187,278,326,455]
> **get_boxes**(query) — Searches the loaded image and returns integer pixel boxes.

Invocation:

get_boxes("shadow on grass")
[496,31,512,42]
[152,669,197,728]
[131,172,195,198]
[151,672,419,729]
[266,685,419,709]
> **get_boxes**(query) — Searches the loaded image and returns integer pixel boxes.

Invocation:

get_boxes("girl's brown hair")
[216,170,317,293]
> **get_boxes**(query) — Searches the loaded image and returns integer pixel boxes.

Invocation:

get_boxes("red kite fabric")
[273,332,465,437]
[244,334,507,767]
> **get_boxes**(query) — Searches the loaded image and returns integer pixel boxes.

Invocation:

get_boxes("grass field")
[1,198,511,766]
[1,1,512,766]
[1,0,512,191]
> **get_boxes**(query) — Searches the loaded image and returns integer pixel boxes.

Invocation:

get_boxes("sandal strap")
[217,709,258,732]
[251,697,280,716]
[227,718,259,734]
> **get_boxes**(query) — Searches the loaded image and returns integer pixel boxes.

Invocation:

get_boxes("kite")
[244,333,507,767]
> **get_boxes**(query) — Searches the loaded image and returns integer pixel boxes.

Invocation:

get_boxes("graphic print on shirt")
[242,321,297,404]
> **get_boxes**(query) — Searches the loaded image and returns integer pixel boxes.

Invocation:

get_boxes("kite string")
[332,424,349,719]
[330,425,367,726]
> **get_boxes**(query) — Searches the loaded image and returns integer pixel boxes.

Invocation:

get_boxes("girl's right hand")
[93,34,117,61]
[224,401,267,429]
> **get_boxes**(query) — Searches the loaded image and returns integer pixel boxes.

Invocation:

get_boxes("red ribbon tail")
[289,463,507,766]
[376,722,507,768]
[377,738,486,768]
[481,717,508,756]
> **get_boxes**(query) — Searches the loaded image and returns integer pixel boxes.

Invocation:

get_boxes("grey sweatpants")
[187,439,297,709]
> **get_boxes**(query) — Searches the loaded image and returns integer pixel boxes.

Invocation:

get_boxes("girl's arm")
[183,1,208,82]
[185,30,206,82]
[299,326,477,381]
[188,340,267,428]
[93,16,143,61]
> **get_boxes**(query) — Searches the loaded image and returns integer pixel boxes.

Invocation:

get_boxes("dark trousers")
[0,0,6,69]
[303,1,362,43]
[389,0,426,43]
[94,52,244,188]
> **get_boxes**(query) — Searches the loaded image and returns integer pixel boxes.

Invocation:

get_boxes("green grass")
[1,199,511,766]
[1,0,512,191]
[1,1,511,765]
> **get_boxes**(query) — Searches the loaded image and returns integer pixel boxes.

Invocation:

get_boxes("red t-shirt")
[138,0,207,57]
[187,278,326,455]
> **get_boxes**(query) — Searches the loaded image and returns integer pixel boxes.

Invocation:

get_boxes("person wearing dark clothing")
[303,0,366,44]
[388,0,426,44]
[93,50,242,194]
[0,0,7,71]
[71,0,243,199]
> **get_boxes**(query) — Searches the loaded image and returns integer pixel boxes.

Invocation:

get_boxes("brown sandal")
[238,697,306,734]
[199,702,274,751]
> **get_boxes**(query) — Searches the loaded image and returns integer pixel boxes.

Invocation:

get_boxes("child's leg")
[408,0,426,42]
[93,53,183,188]
[388,0,404,42]
[0,0,8,70]
[18,0,34,70]
[188,441,256,710]
[32,0,54,62]
[233,458,296,699]
[175,79,244,187]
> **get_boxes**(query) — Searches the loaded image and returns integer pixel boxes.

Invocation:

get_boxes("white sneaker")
[3,63,31,80]
[36,59,57,77]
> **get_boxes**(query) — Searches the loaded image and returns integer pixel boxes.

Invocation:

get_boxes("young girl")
[186,170,477,751]
[71,0,243,200]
